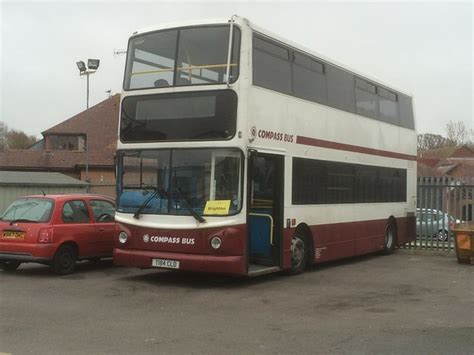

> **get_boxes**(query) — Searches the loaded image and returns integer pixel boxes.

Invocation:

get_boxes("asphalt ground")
[0,250,473,355]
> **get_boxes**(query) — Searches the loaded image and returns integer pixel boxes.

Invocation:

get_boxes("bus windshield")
[117,148,243,217]
[120,90,237,142]
[124,25,240,90]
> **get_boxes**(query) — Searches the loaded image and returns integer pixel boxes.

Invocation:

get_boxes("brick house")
[417,145,474,220]
[417,145,474,181]
[0,95,120,197]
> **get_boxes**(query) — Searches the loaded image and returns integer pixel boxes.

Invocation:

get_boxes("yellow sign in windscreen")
[204,200,231,215]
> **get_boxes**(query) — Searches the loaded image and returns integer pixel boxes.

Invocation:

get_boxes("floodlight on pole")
[76,58,100,191]
[87,59,100,70]
[76,61,87,72]
[76,58,100,110]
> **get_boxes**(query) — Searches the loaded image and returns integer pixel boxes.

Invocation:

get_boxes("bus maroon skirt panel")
[113,223,249,275]
[282,216,416,267]
[115,215,415,275]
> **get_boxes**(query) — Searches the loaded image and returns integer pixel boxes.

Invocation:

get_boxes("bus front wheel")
[286,233,308,275]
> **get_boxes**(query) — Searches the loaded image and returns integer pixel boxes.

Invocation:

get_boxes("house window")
[49,135,86,150]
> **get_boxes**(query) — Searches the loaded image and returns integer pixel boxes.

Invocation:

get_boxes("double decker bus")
[113,15,416,276]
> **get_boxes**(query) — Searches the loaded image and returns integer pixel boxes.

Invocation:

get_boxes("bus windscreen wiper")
[174,187,206,223]
[133,186,167,219]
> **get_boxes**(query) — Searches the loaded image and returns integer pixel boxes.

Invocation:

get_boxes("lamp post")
[76,59,100,109]
[76,59,99,190]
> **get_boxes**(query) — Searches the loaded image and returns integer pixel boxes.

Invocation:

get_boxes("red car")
[0,194,115,274]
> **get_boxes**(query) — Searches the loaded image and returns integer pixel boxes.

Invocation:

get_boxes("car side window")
[62,200,90,223]
[90,200,115,223]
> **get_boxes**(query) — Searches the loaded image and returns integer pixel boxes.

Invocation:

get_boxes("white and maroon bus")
[113,16,416,276]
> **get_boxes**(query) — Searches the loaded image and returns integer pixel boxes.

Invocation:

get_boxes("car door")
[59,199,96,258]
[89,199,116,256]
[416,209,426,235]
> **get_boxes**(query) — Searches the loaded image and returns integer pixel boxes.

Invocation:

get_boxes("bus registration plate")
[152,258,180,269]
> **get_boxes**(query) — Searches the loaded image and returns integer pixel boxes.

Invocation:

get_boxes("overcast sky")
[1,1,472,138]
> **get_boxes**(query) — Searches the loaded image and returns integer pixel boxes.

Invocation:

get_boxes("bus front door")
[248,152,284,275]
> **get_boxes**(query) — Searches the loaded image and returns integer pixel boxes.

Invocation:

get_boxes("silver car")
[416,208,460,241]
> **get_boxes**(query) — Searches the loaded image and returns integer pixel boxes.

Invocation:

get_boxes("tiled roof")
[0,149,115,169]
[450,146,474,158]
[418,145,474,159]
[43,94,120,153]
[417,157,439,167]
[417,155,474,180]
[0,95,119,170]
[417,162,443,177]
[450,160,474,179]
[437,163,458,175]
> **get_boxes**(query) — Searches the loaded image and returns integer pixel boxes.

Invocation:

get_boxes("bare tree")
[417,133,449,151]
[446,120,469,146]
[0,121,39,150]
[0,121,6,151]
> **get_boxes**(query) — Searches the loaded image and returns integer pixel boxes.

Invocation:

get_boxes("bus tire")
[383,222,397,255]
[51,244,77,275]
[286,233,308,275]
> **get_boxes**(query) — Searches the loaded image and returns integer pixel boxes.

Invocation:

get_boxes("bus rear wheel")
[286,233,308,275]
[383,222,397,255]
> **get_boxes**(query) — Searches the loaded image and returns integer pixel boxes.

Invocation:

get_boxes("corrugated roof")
[0,171,88,186]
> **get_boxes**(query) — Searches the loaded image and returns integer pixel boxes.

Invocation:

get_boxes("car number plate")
[2,231,25,239]
[151,258,180,269]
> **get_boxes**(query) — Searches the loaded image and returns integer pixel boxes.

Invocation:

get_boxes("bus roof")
[131,15,413,98]
[131,17,231,36]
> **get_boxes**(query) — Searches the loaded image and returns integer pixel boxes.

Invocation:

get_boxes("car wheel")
[0,261,21,271]
[437,230,449,242]
[51,245,77,275]
[285,233,308,275]
[383,222,396,255]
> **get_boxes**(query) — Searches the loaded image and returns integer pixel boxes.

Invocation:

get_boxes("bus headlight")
[118,231,129,244]
[210,236,222,249]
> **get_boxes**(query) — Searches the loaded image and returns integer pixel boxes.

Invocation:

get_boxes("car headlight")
[118,231,129,244]
[210,236,222,249]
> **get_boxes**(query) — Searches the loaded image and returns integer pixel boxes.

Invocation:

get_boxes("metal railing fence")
[403,177,473,251]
